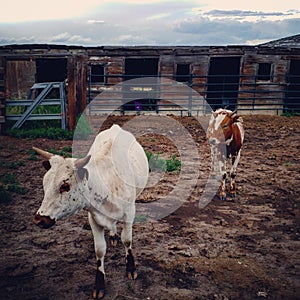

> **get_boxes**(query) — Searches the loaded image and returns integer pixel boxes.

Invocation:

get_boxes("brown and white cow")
[206,108,245,200]
[32,124,149,299]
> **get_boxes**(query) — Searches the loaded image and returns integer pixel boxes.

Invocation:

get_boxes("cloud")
[0,36,36,45]
[173,13,300,45]
[0,2,299,47]
[49,32,93,44]
[87,20,105,24]
[207,9,293,17]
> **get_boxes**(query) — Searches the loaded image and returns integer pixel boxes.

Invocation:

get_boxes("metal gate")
[6,82,67,129]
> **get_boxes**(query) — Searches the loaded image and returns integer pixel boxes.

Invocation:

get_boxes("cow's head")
[32,147,91,229]
[206,109,238,145]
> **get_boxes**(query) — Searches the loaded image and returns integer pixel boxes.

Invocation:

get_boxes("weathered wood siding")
[0,43,299,132]
[0,56,5,131]
[6,60,36,99]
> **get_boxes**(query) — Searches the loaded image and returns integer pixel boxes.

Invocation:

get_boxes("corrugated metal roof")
[259,34,300,48]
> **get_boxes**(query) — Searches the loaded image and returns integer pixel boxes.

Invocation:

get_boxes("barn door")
[285,60,300,113]
[206,57,241,111]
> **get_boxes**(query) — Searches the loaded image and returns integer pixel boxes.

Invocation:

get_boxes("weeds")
[6,127,73,140]
[0,173,27,197]
[145,151,181,172]
[47,146,72,157]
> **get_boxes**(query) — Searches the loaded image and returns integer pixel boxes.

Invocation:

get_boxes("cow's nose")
[33,213,56,229]
[209,138,218,145]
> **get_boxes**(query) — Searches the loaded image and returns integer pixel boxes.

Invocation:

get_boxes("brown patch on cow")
[227,122,243,157]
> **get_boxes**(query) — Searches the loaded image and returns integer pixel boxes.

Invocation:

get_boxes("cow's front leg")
[229,174,236,197]
[219,173,227,200]
[88,213,106,299]
[229,152,241,198]
[121,222,137,280]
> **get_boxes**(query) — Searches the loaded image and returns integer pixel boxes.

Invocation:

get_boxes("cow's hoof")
[92,289,105,299]
[127,270,138,280]
[109,235,118,247]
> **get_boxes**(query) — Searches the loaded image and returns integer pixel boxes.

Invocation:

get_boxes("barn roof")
[259,34,300,48]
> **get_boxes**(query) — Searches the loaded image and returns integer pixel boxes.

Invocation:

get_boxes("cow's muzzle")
[33,213,56,229]
[209,138,219,145]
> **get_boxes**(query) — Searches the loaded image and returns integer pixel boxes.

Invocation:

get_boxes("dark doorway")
[176,64,190,83]
[206,57,241,110]
[285,60,300,113]
[123,58,159,111]
[36,58,67,83]
[125,58,158,79]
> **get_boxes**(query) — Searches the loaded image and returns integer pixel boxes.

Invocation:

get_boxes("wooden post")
[67,55,88,131]
[0,57,5,133]
[67,57,77,131]
[76,55,87,115]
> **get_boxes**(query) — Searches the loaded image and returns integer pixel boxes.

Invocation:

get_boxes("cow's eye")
[222,124,228,129]
[60,181,70,193]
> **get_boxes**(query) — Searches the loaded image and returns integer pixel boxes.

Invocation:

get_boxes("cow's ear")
[232,114,241,123]
[77,168,89,181]
[42,160,51,171]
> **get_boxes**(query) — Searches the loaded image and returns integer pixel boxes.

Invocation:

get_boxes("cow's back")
[87,125,149,201]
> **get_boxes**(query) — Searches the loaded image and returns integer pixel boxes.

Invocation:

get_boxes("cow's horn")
[32,147,53,159]
[75,155,91,169]
[230,110,237,116]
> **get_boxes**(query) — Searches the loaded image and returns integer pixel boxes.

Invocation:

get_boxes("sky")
[0,0,299,46]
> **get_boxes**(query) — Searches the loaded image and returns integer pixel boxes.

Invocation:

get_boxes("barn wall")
[6,59,36,99]
[0,56,5,131]
[238,51,289,114]
[0,43,300,132]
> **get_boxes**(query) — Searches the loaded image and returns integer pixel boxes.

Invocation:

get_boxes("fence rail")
[87,74,300,115]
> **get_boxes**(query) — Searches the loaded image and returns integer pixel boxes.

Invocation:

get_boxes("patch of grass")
[166,155,182,172]
[145,150,181,172]
[7,183,27,195]
[0,173,27,197]
[6,127,73,140]
[48,147,72,158]
[2,173,17,185]
[282,111,300,117]
[5,161,25,169]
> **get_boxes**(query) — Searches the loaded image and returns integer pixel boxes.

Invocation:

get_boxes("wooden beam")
[67,57,76,131]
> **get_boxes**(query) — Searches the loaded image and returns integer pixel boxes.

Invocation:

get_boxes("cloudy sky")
[0,0,299,46]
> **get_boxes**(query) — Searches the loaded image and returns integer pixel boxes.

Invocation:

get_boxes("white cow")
[33,124,149,299]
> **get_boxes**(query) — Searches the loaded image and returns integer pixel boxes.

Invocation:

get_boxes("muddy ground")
[0,115,299,300]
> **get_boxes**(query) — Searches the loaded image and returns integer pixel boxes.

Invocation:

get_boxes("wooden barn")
[0,34,299,131]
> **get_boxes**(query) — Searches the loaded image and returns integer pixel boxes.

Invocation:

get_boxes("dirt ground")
[0,114,299,300]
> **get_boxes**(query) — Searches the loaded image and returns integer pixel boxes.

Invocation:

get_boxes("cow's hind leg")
[88,213,106,299]
[121,221,137,280]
